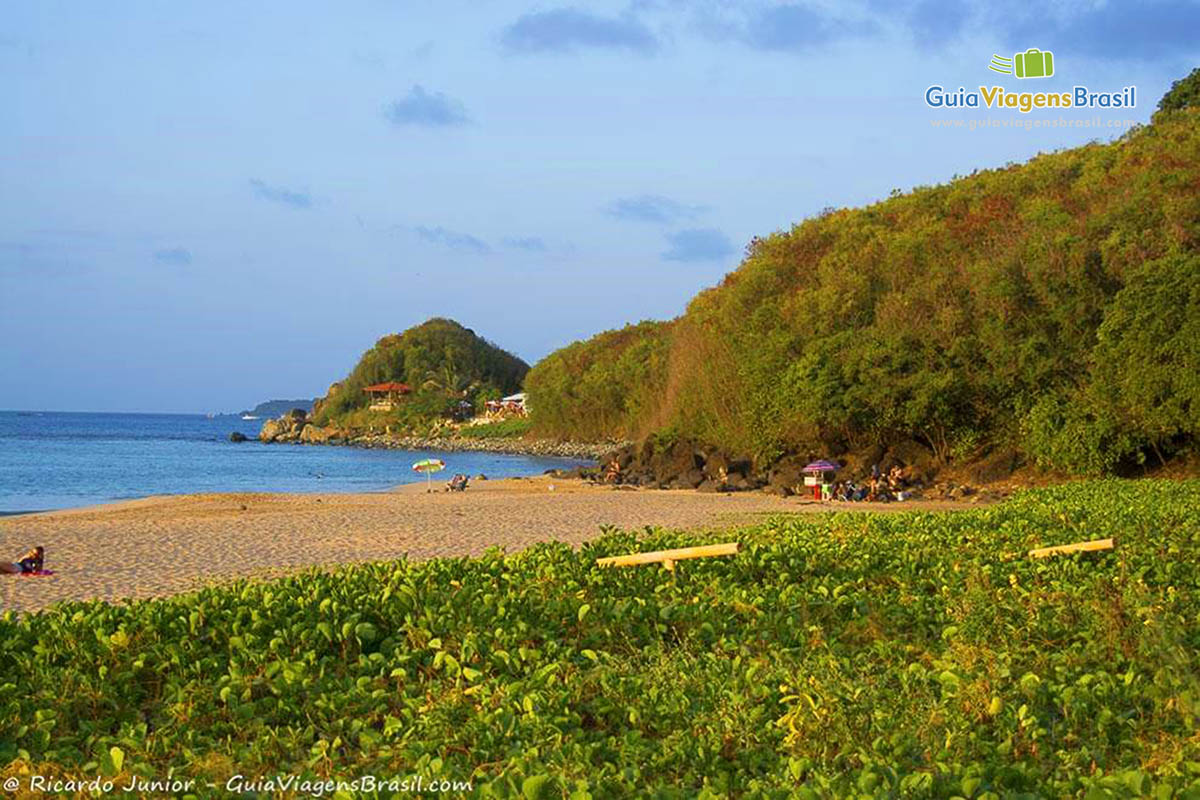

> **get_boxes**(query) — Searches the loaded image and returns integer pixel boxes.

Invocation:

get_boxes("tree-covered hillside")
[526,104,1200,475]
[313,318,528,431]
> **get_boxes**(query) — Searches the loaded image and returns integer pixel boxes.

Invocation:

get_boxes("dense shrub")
[525,320,672,441]
[1088,253,1200,462]
[1157,67,1200,115]
[1018,391,1133,476]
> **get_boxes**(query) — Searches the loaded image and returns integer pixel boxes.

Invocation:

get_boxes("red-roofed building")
[363,381,411,411]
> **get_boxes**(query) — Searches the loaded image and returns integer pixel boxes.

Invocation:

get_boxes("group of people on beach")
[829,465,912,503]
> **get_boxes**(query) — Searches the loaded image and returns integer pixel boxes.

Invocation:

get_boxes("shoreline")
[2,439,606,518]
[291,434,618,461]
[0,476,983,613]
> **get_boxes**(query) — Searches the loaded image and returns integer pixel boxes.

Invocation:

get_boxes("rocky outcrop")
[311,382,341,420]
[260,409,349,445]
[229,431,248,443]
[299,424,338,444]
[967,448,1024,484]
[258,412,601,458]
[258,418,285,443]
[593,439,763,491]
[590,437,945,495]
[763,455,808,496]
[927,481,1009,504]
[259,410,310,443]
[345,434,610,460]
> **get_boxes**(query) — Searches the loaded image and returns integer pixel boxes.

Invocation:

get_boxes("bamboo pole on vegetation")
[1028,538,1114,559]
[597,542,741,571]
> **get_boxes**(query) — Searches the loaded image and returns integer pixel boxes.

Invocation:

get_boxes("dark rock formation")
[590,435,953,495]
[968,448,1024,484]
[594,438,765,492]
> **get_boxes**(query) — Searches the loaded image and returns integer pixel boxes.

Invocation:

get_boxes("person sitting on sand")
[446,473,469,492]
[0,546,44,574]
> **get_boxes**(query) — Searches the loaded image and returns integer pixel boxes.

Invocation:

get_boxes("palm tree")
[421,361,479,398]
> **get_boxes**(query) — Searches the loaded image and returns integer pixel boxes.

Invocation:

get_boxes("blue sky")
[1,1,1196,412]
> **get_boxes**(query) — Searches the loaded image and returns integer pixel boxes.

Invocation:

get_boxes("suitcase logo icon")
[989,48,1055,79]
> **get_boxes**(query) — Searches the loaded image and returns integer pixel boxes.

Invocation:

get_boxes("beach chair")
[446,474,469,492]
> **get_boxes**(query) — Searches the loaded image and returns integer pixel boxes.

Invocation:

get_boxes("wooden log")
[597,542,741,569]
[1027,538,1114,559]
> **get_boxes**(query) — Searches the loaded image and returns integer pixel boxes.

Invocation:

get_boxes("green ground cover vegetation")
[3,480,1198,797]
[456,418,534,440]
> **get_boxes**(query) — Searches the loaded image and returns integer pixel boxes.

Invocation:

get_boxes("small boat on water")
[241,414,259,420]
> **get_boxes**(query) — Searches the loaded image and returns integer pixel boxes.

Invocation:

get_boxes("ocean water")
[0,412,588,513]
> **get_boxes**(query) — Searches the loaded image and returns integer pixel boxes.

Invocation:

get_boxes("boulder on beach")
[968,448,1023,484]
[766,455,807,496]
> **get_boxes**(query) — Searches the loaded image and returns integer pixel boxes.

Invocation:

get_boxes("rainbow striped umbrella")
[412,458,445,491]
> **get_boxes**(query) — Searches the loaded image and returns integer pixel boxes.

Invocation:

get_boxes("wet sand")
[0,477,977,613]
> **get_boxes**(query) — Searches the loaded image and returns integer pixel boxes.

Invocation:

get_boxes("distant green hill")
[236,399,316,418]
[527,105,1200,476]
[312,318,528,432]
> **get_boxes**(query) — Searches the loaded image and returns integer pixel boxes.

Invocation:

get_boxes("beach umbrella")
[412,458,446,491]
[803,459,840,473]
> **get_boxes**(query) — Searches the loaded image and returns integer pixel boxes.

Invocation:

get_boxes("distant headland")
[220,399,317,419]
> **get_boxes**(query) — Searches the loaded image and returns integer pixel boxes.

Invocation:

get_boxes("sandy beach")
[0,477,978,614]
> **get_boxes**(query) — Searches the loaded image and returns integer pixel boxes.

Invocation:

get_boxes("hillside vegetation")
[2,481,1198,795]
[525,320,673,442]
[526,108,1200,475]
[312,318,528,432]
